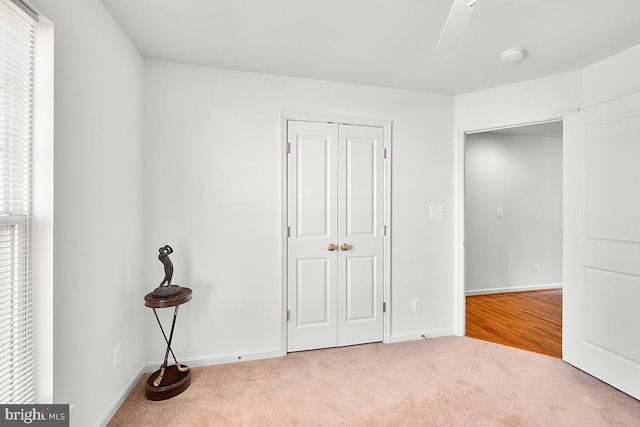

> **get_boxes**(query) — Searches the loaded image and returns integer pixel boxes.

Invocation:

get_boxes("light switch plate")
[429,205,444,219]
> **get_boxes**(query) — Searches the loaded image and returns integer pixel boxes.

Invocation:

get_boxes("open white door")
[563,91,640,399]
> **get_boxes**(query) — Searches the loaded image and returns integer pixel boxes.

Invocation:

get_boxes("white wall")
[465,133,563,294]
[143,60,454,364]
[29,1,145,426]
[583,44,640,108]
[454,70,583,130]
[32,15,54,404]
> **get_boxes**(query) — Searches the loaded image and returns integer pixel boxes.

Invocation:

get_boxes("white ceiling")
[99,0,640,95]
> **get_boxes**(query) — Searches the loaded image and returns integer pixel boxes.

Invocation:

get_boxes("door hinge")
[383,225,387,236]
[287,226,290,237]
[286,310,290,322]
[383,302,387,313]
[383,148,387,159]
[286,143,291,154]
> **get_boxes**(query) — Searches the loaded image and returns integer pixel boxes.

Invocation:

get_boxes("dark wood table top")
[144,287,192,308]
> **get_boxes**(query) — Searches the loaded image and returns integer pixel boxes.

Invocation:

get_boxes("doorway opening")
[463,121,563,357]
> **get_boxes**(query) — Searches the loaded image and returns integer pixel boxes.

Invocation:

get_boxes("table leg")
[152,306,184,387]
[151,307,190,374]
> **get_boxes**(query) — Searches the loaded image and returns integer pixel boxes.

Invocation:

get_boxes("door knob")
[340,243,349,251]
[327,243,336,252]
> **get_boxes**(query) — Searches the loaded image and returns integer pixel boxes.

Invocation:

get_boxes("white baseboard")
[390,327,454,343]
[465,283,563,296]
[143,347,284,373]
[97,364,145,427]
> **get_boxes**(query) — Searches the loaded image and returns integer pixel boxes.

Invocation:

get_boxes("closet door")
[287,121,385,352]
[336,124,385,347]
[287,121,339,352]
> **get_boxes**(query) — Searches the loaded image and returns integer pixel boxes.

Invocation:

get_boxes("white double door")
[287,120,385,352]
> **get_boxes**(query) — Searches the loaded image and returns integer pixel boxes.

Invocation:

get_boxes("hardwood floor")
[466,289,562,358]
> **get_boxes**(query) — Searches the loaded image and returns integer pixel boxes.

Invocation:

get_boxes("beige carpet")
[109,336,640,426]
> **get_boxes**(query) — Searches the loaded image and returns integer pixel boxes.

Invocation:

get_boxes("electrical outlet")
[412,298,422,312]
[113,343,122,368]
[429,205,444,219]
[534,265,540,274]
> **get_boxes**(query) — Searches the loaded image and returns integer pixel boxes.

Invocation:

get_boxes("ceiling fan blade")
[436,0,476,51]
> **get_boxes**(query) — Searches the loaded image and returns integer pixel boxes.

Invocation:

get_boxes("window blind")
[0,0,36,404]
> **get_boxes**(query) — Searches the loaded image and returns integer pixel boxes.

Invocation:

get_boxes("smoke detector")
[500,47,525,63]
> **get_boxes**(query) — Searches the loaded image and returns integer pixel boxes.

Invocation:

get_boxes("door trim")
[280,112,393,355]
[453,108,577,337]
